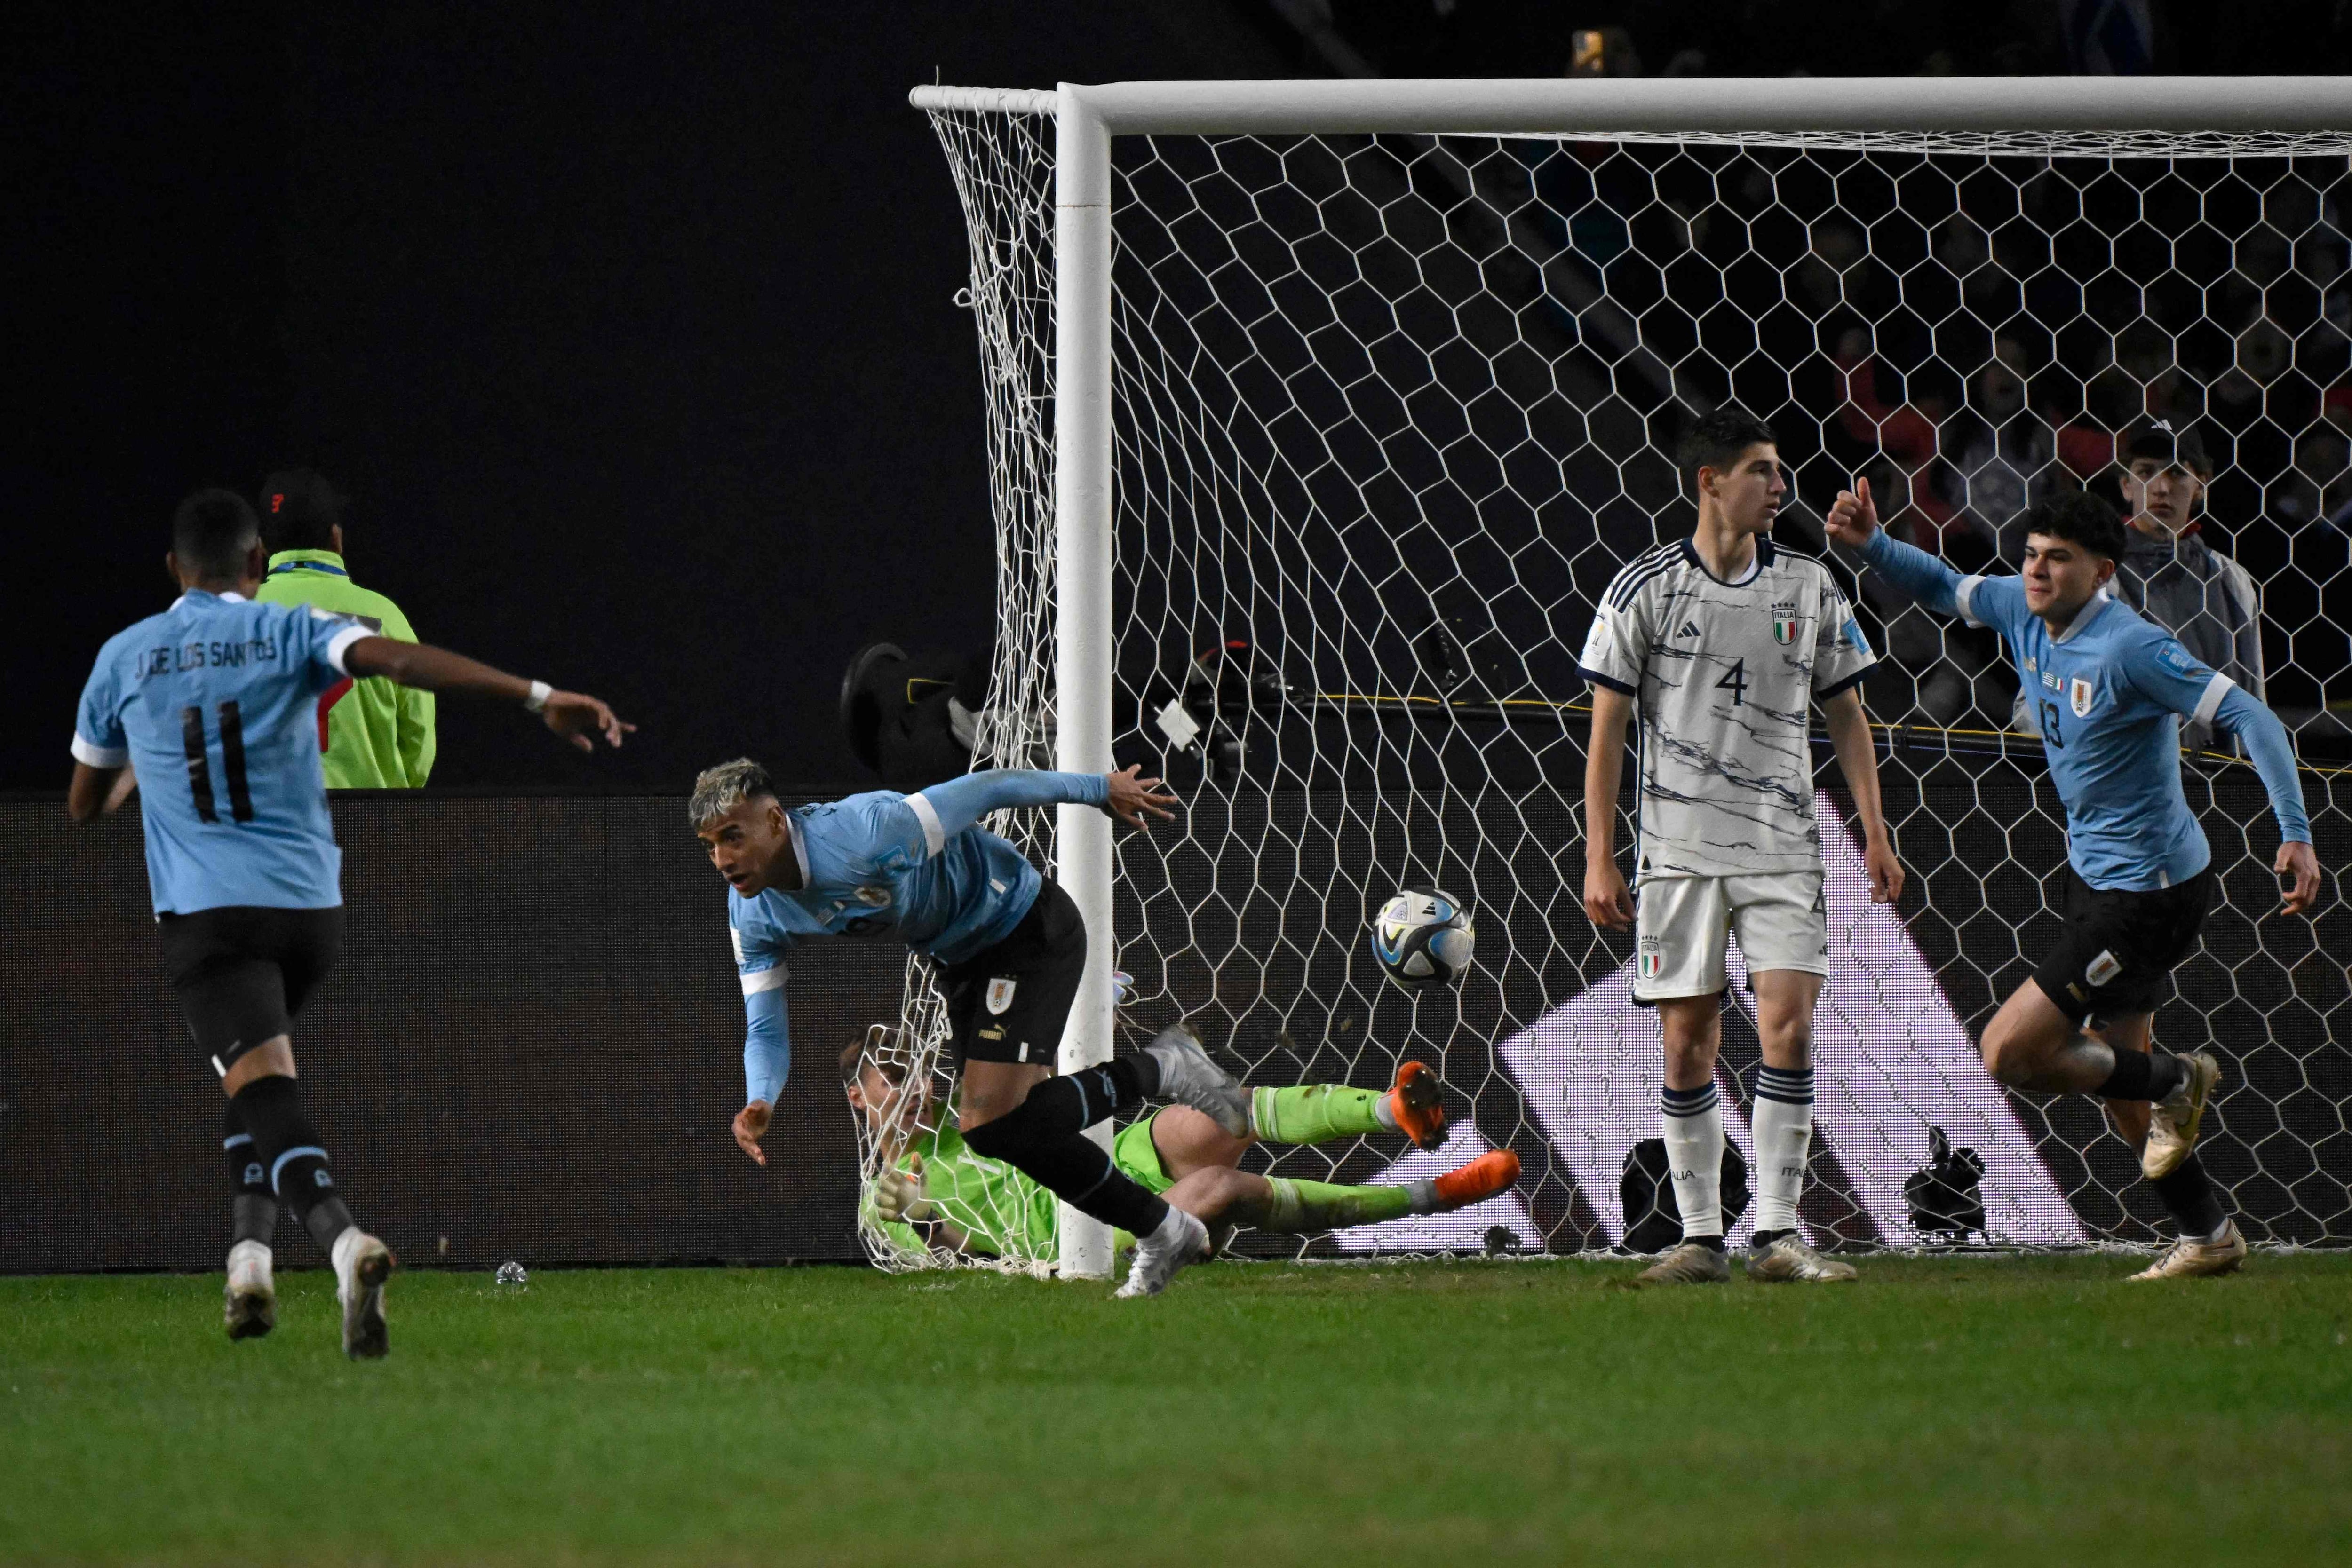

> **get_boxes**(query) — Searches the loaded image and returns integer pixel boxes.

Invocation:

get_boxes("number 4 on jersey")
[1715,657,1748,708]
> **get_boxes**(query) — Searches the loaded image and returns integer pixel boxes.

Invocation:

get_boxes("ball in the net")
[1370,887,1475,990]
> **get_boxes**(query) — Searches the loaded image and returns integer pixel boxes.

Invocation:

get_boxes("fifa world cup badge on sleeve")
[1581,615,1611,663]
[985,977,1017,1015]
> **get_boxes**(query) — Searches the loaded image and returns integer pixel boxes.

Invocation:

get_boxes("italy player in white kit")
[1580,410,1906,1286]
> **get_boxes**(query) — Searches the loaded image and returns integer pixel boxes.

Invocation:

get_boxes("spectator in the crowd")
[2010,419,2264,753]
[1831,329,1970,551]
[252,470,436,788]
[1951,336,2056,562]
[2277,426,2352,529]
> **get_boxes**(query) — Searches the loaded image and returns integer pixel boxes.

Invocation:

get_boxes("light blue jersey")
[72,591,373,914]
[729,769,1112,1103]
[1863,531,2309,890]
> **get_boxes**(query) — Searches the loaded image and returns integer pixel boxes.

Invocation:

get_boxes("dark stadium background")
[10,1,2351,796]
[9,4,2352,1271]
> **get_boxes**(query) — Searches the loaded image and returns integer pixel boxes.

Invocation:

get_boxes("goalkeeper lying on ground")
[842,1029,1521,1263]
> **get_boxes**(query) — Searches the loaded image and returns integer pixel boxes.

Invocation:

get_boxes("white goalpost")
[879,76,2352,1278]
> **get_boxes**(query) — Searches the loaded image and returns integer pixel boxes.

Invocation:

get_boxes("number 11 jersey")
[1578,537,1876,880]
[74,590,372,914]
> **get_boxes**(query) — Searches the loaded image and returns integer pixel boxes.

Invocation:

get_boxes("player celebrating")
[1580,409,1905,1287]
[843,1030,1520,1262]
[1828,480,2316,1279]
[691,757,1250,1298]
[69,489,631,1354]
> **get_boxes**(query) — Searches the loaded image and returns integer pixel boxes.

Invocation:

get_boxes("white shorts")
[1632,871,1828,1003]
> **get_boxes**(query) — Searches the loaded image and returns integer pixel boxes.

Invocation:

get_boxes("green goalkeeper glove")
[874,1157,937,1225]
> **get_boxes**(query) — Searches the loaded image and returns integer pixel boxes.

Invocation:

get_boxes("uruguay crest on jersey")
[2071,676,2095,717]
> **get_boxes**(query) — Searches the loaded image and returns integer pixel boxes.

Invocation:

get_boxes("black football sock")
[222,1101,278,1247]
[2094,1049,2186,1103]
[230,1076,357,1257]
[982,1063,1150,1143]
[2093,1048,2155,1101]
[1751,1228,1795,1247]
[2151,1153,2229,1240]
[961,1116,1171,1235]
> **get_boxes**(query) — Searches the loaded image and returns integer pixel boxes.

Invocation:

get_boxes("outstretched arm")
[1821,688,1905,904]
[1826,477,1974,618]
[341,637,634,752]
[2213,684,2320,914]
[734,984,790,1166]
[910,764,1176,839]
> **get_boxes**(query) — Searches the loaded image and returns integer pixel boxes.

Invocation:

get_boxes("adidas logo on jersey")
[1676,622,1701,639]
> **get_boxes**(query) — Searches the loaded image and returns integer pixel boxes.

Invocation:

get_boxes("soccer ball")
[1370,888,1475,990]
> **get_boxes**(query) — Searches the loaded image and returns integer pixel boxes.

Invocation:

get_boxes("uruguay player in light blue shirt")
[689,756,1253,1296]
[70,488,632,1353]
[1827,479,2318,1278]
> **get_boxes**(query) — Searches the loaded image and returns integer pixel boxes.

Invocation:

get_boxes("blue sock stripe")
[222,1133,254,1150]
[1661,1084,1720,1117]
[1066,1148,1117,1204]
[1755,1066,1816,1106]
[269,1145,329,1195]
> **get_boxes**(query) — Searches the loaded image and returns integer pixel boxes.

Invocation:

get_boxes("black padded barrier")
[0,793,899,1273]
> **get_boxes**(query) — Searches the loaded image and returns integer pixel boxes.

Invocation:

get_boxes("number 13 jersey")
[1579,537,1876,881]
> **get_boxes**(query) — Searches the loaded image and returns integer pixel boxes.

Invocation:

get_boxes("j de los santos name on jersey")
[139,638,283,677]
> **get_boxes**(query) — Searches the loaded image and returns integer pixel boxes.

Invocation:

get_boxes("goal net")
[863,82,2352,1271]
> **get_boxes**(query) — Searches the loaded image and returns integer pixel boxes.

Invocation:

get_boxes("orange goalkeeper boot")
[1430,1148,1521,1211]
[1386,1060,1450,1150]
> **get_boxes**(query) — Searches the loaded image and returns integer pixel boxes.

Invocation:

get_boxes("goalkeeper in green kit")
[842,1028,1521,1263]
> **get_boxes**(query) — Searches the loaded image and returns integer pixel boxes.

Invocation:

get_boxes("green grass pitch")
[4,1254,2349,1566]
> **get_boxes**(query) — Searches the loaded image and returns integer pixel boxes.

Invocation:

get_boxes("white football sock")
[1660,1082,1725,1241]
[1143,1204,1190,1249]
[1752,1065,1816,1235]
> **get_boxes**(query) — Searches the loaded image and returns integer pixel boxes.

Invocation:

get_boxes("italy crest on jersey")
[1638,936,1664,979]
[2070,676,2095,717]
[1771,601,1798,644]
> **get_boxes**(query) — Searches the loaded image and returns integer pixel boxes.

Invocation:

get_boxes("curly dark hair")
[2021,489,2128,562]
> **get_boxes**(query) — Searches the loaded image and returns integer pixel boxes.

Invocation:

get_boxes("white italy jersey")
[1579,537,1876,880]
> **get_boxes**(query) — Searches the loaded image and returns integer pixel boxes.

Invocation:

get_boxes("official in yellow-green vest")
[253,469,436,788]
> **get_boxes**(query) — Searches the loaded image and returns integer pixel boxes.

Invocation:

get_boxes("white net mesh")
[868,100,2352,1268]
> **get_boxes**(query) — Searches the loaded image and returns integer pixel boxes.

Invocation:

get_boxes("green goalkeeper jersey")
[871,1112,1176,1262]
[254,549,435,789]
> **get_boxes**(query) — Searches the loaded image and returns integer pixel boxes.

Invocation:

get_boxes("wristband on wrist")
[524,680,553,713]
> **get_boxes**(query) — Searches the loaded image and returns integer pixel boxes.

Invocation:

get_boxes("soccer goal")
[880,76,2352,1279]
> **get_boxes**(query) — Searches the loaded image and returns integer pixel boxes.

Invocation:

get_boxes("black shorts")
[2030,866,2213,1023]
[940,880,1086,1067]
[156,905,342,1073]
